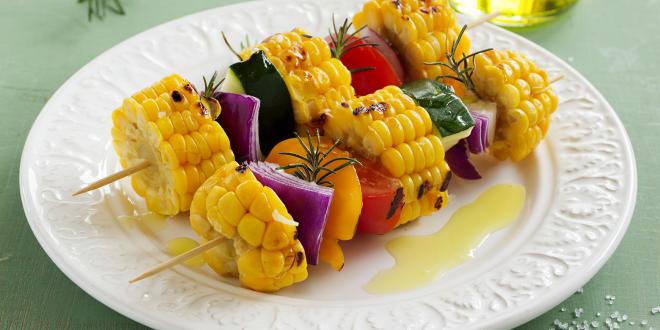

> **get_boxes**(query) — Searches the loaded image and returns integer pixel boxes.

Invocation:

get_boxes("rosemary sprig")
[221,31,243,61]
[276,129,361,188]
[328,14,377,59]
[221,32,254,62]
[239,35,252,51]
[202,71,224,99]
[78,0,125,21]
[424,25,493,97]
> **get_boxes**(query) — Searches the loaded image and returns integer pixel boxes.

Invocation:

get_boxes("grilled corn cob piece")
[472,50,558,161]
[324,85,450,226]
[353,0,470,84]
[240,28,355,128]
[111,74,234,215]
[190,161,308,292]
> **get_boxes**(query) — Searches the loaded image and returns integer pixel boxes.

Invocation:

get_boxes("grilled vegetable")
[401,79,475,150]
[445,140,481,180]
[249,162,333,266]
[355,158,404,234]
[326,17,402,96]
[215,92,262,162]
[220,50,295,155]
[189,161,307,292]
[352,0,470,86]
[472,49,558,161]
[360,27,405,82]
[467,100,497,154]
[266,133,362,270]
[239,28,355,129]
[323,85,451,227]
[111,74,235,215]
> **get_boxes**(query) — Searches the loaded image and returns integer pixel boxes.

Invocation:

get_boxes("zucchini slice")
[220,50,295,155]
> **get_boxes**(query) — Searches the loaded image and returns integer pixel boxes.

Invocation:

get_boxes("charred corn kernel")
[322,85,451,228]
[241,29,355,127]
[473,49,558,161]
[354,0,470,83]
[111,74,234,215]
[190,162,307,292]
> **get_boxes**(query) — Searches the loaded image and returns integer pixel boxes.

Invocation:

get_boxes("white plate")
[19,0,637,329]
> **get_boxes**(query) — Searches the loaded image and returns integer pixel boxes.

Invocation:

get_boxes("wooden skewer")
[532,74,565,94]
[466,11,502,30]
[129,237,224,284]
[548,74,565,85]
[72,159,150,196]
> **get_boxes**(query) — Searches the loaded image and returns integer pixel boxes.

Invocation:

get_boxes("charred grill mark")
[369,102,389,113]
[418,180,431,199]
[387,187,405,219]
[353,106,368,115]
[440,172,452,192]
[311,113,328,126]
[353,102,390,115]
[235,163,248,173]
[434,195,444,209]
[196,101,209,116]
[171,90,183,102]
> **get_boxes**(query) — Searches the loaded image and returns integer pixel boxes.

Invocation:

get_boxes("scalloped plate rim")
[19,0,637,329]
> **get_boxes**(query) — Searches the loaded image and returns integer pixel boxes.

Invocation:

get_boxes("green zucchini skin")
[222,50,295,155]
[401,79,475,150]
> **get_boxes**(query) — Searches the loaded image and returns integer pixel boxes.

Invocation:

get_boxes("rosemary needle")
[277,129,360,188]
[78,0,125,21]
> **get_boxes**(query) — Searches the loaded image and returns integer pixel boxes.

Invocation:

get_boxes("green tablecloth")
[1,0,658,328]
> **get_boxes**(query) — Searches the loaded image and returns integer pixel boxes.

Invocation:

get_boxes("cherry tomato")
[329,36,403,96]
[355,159,404,234]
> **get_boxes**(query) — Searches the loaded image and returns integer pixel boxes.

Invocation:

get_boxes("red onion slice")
[249,162,333,265]
[215,92,262,162]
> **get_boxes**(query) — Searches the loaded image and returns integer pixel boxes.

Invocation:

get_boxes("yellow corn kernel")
[395,143,415,174]
[235,180,263,209]
[249,191,273,221]
[237,213,266,247]
[217,192,246,226]
[184,134,201,165]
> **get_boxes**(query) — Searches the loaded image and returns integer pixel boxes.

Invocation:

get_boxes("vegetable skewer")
[73,10,501,199]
